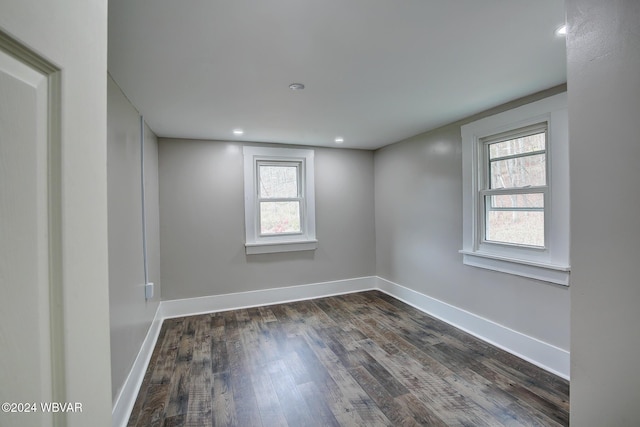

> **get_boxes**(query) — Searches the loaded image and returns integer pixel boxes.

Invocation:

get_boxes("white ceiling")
[108,0,566,150]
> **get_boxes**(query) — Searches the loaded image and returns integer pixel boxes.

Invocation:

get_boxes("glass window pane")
[260,201,301,235]
[486,210,544,247]
[259,165,298,198]
[490,153,546,188]
[489,132,545,159]
[489,193,544,209]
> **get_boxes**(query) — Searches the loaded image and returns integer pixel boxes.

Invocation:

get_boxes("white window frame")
[479,122,548,249]
[460,93,570,285]
[243,146,317,255]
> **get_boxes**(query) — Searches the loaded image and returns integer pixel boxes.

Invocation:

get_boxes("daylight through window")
[258,162,303,235]
[481,124,547,248]
[460,92,570,285]
[243,146,317,255]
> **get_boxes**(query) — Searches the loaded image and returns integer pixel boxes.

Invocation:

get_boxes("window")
[481,123,547,248]
[258,161,302,235]
[243,146,317,254]
[460,93,570,285]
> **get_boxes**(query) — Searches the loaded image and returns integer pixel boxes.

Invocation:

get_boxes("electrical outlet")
[145,282,154,300]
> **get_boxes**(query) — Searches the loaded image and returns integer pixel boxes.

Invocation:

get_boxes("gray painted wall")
[159,139,375,300]
[107,75,161,402]
[374,87,570,351]
[567,1,640,424]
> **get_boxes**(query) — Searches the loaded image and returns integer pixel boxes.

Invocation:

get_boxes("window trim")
[460,93,570,285]
[243,146,317,255]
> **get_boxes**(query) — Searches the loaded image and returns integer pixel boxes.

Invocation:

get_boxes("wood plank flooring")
[127,291,569,426]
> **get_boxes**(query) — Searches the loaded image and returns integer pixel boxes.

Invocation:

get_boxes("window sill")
[246,239,318,255]
[459,250,570,286]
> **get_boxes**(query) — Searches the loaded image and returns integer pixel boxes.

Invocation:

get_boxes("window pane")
[490,153,546,188]
[486,210,544,247]
[260,201,301,235]
[489,193,544,209]
[259,165,298,198]
[489,132,545,159]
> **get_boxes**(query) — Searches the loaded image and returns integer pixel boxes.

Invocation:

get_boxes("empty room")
[1,1,639,427]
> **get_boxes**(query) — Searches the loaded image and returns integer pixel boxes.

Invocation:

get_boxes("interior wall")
[107,75,161,403]
[0,1,112,424]
[159,138,375,300]
[374,86,570,352]
[566,1,640,425]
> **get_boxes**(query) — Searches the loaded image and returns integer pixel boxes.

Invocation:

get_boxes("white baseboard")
[160,276,377,319]
[113,275,569,425]
[112,304,163,427]
[112,276,375,427]
[375,277,570,380]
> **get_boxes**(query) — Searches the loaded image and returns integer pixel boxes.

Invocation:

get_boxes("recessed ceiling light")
[233,128,244,135]
[335,137,344,144]
[289,83,305,90]
[555,24,567,36]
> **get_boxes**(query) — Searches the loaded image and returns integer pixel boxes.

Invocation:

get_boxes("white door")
[0,38,60,426]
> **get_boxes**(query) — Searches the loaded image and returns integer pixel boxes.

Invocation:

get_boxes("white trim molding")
[375,277,570,380]
[112,304,164,427]
[160,276,376,319]
[111,277,376,427]
[459,250,571,286]
[245,239,318,255]
[243,146,317,255]
[461,93,571,286]
[113,275,569,425]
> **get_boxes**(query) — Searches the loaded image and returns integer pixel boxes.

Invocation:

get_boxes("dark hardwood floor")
[127,291,569,426]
